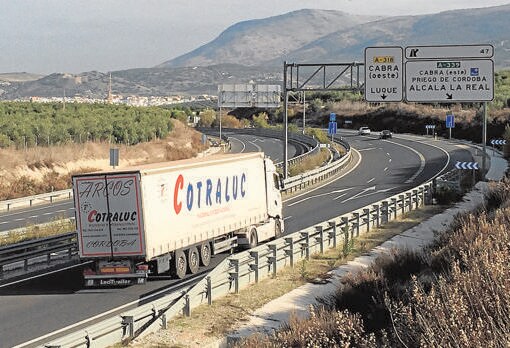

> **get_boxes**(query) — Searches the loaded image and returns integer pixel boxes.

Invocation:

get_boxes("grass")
[0,217,75,246]
[0,120,207,200]
[237,181,510,348]
[128,204,449,348]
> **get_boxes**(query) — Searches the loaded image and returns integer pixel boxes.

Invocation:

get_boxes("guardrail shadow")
[0,265,83,295]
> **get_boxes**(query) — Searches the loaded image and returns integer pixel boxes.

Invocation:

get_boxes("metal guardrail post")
[353,213,360,237]
[122,315,134,338]
[372,205,380,228]
[363,209,370,232]
[160,313,167,330]
[327,221,337,248]
[399,195,405,215]
[268,244,277,277]
[315,226,324,254]
[391,198,398,220]
[230,259,240,294]
[249,251,260,283]
[184,294,191,317]
[284,238,294,267]
[300,231,310,260]
[413,190,419,209]
[406,192,413,212]
[381,201,389,224]
[206,276,212,305]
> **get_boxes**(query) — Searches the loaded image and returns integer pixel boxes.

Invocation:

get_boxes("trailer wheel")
[199,242,211,267]
[187,246,200,274]
[248,228,258,249]
[275,218,283,238]
[173,249,187,279]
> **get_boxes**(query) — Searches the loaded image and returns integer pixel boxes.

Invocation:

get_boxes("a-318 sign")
[364,46,403,102]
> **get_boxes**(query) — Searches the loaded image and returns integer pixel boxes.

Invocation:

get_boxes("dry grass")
[129,205,449,348]
[0,217,75,246]
[287,148,330,177]
[238,181,510,348]
[0,120,208,200]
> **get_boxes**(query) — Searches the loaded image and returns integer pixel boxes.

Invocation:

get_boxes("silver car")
[358,127,371,135]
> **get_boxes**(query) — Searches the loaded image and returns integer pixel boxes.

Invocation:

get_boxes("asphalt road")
[0,131,474,348]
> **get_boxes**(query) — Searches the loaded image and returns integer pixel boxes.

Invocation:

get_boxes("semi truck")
[72,152,284,287]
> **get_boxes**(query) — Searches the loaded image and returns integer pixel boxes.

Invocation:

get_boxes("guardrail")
[0,189,72,212]
[0,232,77,277]
[282,138,352,194]
[40,181,433,347]
[197,127,321,168]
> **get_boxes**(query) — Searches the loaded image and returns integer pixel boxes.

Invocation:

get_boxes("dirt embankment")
[0,120,208,200]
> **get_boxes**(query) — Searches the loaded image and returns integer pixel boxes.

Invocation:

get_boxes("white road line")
[384,167,388,171]
[0,201,72,218]
[248,140,262,152]
[389,158,392,162]
[283,216,292,221]
[283,148,362,203]
[287,187,355,207]
[367,178,375,184]
[333,193,348,201]
[358,147,377,152]
[230,136,246,153]
[386,152,391,157]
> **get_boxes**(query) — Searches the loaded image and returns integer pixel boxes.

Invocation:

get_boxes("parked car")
[358,126,371,135]
[379,130,392,139]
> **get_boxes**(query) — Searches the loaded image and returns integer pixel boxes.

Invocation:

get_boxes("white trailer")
[72,153,284,286]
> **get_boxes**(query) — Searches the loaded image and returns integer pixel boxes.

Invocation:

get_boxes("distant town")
[11,94,218,107]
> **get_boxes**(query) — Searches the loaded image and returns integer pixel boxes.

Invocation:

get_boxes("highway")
[0,131,475,347]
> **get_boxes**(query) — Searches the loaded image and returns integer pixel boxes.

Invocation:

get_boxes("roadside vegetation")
[237,180,510,347]
[129,203,453,348]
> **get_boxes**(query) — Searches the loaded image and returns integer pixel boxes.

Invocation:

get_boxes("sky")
[1,0,509,75]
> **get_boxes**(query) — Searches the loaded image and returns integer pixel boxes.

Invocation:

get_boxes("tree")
[198,109,216,127]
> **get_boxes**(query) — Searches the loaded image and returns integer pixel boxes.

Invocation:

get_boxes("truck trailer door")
[73,173,145,258]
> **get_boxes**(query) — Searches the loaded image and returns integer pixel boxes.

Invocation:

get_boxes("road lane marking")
[358,147,377,152]
[283,216,292,221]
[248,140,262,151]
[384,167,388,171]
[0,201,72,218]
[283,147,362,203]
[287,187,355,207]
[229,137,246,153]
[367,178,375,184]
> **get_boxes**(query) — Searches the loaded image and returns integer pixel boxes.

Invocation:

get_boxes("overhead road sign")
[405,44,494,60]
[491,139,507,145]
[405,59,494,102]
[455,161,479,170]
[364,46,403,102]
[218,84,281,108]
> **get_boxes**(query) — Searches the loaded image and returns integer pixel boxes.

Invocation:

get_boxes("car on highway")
[358,126,371,135]
[379,130,392,139]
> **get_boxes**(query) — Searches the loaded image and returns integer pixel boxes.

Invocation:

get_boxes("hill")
[1,5,510,99]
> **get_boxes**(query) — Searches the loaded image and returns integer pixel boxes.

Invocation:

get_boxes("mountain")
[1,5,510,100]
[158,9,382,68]
[275,4,510,68]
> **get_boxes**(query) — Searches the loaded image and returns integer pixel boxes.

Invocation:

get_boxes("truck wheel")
[248,228,258,249]
[275,218,283,238]
[187,246,200,274]
[173,249,187,279]
[199,242,211,267]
